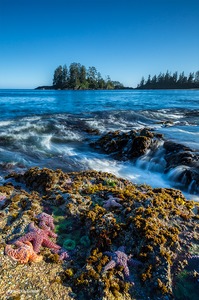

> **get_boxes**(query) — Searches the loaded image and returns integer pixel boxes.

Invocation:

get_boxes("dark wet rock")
[164,141,199,168]
[139,128,155,138]
[164,141,192,155]
[176,167,199,194]
[163,141,199,193]
[91,128,162,160]
[130,136,151,158]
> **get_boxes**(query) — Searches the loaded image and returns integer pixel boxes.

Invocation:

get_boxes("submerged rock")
[1,167,199,299]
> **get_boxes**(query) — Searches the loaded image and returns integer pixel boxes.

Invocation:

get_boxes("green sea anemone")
[63,238,76,250]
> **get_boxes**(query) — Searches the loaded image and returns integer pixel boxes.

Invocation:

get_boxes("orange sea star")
[5,241,43,263]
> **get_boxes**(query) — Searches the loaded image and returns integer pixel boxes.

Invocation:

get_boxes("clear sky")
[0,0,199,88]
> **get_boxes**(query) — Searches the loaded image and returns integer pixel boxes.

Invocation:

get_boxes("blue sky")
[0,0,199,88]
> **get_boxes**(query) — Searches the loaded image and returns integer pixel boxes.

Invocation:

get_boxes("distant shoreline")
[35,85,199,91]
[35,85,134,90]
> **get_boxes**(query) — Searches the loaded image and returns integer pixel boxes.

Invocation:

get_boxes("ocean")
[0,89,198,200]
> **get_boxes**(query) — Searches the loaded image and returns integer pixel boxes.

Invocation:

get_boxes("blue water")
[0,89,199,200]
[0,89,199,119]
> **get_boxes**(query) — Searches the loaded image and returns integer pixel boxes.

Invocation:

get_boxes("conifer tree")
[53,65,63,88]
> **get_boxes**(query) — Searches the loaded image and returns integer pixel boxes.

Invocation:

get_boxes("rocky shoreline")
[0,167,199,299]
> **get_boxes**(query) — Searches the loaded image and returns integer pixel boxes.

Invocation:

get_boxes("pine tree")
[62,65,68,88]
[53,65,63,88]
[68,63,81,89]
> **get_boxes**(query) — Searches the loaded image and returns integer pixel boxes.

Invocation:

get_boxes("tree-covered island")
[36,62,126,90]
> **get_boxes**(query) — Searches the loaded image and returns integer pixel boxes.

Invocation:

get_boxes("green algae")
[103,178,117,187]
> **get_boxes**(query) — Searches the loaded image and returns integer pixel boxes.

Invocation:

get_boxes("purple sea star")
[16,222,61,253]
[53,247,70,260]
[103,246,142,283]
[36,212,57,238]
[103,195,122,209]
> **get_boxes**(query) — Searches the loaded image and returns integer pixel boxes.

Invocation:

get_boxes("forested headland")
[136,70,199,89]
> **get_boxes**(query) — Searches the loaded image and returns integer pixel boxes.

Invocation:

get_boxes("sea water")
[0,89,198,200]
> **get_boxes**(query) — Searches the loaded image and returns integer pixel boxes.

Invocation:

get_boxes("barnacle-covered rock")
[1,167,199,299]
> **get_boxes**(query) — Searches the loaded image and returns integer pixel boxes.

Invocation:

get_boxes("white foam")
[40,134,52,150]
[0,120,13,126]
[85,120,107,133]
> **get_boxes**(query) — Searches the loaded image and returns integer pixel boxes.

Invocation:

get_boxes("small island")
[36,62,130,90]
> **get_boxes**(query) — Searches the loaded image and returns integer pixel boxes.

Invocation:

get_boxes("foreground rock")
[0,167,199,299]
